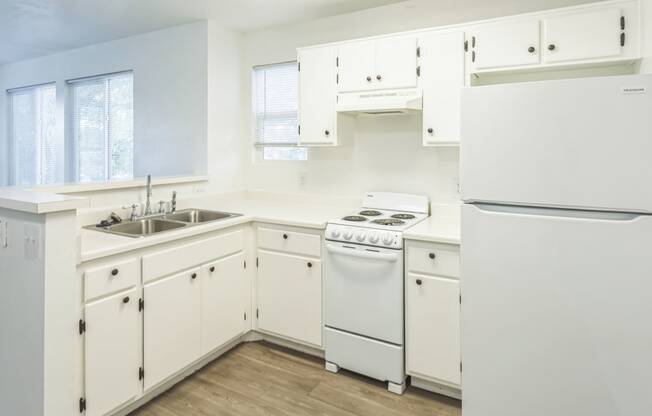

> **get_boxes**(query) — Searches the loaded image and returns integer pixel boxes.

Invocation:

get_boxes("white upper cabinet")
[338,37,417,93]
[469,20,541,71]
[298,46,338,146]
[418,30,465,146]
[543,7,625,64]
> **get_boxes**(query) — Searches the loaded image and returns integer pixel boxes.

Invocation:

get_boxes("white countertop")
[0,188,88,214]
[79,192,357,263]
[403,204,461,245]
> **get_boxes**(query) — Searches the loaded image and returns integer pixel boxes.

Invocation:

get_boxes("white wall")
[0,22,209,185]
[242,0,605,203]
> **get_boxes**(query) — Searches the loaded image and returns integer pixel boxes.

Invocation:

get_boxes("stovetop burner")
[391,213,416,220]
[359,210,382,216]
[343,215,368,222]
[371,218,405,226]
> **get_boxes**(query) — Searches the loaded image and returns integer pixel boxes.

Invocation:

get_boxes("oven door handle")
[326,243,399,262]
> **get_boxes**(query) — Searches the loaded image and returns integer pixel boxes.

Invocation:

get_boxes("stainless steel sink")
[85,208,242,238]
[97,218,187,237]
[164,209,238,224]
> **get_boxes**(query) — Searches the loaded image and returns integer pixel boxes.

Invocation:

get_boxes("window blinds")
[253,62,299,146]
[8,83,57,186]
[69,71,134,182]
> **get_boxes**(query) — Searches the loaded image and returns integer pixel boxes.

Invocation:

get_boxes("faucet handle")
[121,204,140,220]
[158,200,167,214]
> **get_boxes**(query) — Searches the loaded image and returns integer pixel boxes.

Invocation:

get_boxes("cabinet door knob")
[209,266,215,273]
[283,233,288,240]
[548,44,556,51]
[427,128,434,134]
[416,279,422,286]
[191,273,197,279]
[122,296,130,304]
[528,46,536,53]
[366,76,372,82]
[111,268,119,276]
[376,74,382,81]
[307,262,313,268]
[429,252,436,260]
[324,130,330,136]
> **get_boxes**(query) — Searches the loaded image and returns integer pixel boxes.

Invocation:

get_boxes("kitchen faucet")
[144,174,153,215]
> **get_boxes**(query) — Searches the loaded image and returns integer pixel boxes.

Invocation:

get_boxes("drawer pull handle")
[307,262,313,268]
[283,234,289,240]
[416,279,422,286]
[122,296,130,304]
[429,252,436,260]
[191,273,197,279]
[111,269,119,276]
[209,266,215,273]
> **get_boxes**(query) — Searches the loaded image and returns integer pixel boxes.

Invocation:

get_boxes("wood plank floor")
[130,341,461,416]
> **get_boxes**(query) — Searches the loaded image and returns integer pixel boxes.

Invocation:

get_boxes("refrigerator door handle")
[469,203,644,222]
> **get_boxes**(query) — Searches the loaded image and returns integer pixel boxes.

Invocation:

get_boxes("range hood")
[336,89,422,115]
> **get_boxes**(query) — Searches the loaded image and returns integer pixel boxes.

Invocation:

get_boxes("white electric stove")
[323,192,429,394]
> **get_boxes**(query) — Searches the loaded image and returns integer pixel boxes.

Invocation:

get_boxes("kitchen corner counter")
[0,188,88,214]
[404,215,461,245]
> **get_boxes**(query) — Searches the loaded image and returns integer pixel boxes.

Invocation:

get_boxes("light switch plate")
[24,224,41,260]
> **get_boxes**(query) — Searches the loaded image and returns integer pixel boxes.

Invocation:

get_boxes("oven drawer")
[257,227,321,257]
[408,243,460,278]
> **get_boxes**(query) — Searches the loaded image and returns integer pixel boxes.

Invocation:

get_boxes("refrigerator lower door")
[460,74,652,213]
[461,204,652,416]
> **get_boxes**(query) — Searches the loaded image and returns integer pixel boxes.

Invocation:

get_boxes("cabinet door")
[544,8,623,64]
[471,20,540,71]
[374,36,418,90]
[337,40,375,92]
[85,288,141,416]
[257,250,322,347]
[419,31,465,146]
[143,268,201,391]
[406,273,461,386]
[201,252,247,354]
[299,46,337,145]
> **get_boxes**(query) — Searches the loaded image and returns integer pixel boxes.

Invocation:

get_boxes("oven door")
[324,241,404,345]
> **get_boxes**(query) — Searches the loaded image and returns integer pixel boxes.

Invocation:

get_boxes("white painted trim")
[410,376,462,400]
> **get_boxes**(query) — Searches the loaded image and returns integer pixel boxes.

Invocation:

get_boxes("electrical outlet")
[24,224,41,260]
[193,185,206,194]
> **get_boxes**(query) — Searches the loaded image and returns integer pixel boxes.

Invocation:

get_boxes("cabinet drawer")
[143,230,244,283]
[257,227,321,257]
[408,243,460,278]
[85,258,139,301]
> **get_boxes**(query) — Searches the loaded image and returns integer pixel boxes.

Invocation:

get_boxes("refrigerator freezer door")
[461,203,652,416]
[461,74,652,213]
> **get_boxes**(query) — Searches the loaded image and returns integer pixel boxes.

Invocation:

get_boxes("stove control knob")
[330,228,341,238]
[343,229,353,240]
[382,233,394,245]
[368,232,380,244]
[355,231,366,242]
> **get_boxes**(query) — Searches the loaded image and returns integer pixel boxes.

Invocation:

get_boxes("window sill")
[27,175,210,194]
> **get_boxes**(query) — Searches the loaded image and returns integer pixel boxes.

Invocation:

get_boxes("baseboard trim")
[410,376,462,400]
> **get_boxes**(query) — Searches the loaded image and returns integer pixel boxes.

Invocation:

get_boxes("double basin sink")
[87,209,242,238]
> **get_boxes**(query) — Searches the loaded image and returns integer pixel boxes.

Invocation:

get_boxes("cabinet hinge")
[459,294,462,304]
[139,366,144,380]
[471,50,476,63]
[298,125,301,135]
[244,260,247,269]
[336,73,339,84]
[256,257,259,268]
[336,57,339,67]
[472,36,476,48]
[416,66,421,77]
[416,46,421,57]
[460,362,463,373]
[621,15,626,30]
[244,312,247,321]
[256,308,259,319]
[464,40,468,52]
[78,319,86,335]
[79,397,86,413]
[138,298,144,312]
[297,61,300,71]
[621,32,626,47]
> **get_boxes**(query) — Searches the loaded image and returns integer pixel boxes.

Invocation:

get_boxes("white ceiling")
[0,0,406,65]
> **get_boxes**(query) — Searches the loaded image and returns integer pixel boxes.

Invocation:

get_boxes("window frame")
[251,61,307,163]
[7,82,59,186]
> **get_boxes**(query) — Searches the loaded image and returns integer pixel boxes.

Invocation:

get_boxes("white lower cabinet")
[256,250,322,347]
[201,252,248,354]
[84,288,141,416]
[143,268,202,391]
[405,241,461,393]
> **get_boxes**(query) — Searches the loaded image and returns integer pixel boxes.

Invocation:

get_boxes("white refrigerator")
[460,74,652,416]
